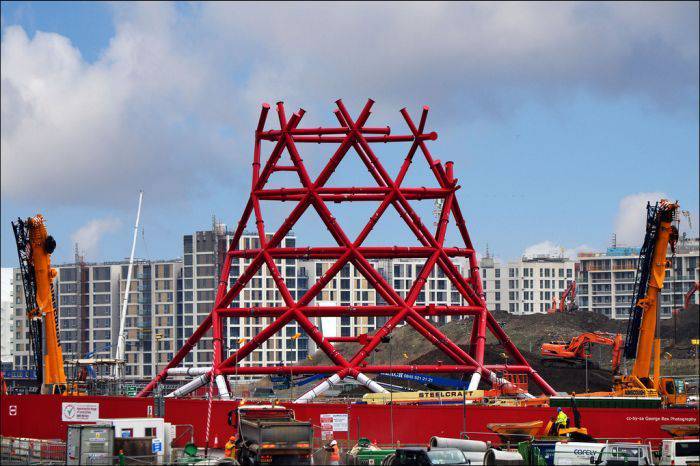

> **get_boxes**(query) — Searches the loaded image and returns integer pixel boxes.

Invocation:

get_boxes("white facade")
[481,255,575,314]
[1,268,14,366]
[576,238,699,320]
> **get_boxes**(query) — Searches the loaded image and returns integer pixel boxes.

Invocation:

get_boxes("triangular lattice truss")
[139,100,555,400]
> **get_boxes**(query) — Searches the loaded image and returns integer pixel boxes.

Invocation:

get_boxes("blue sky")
[1,1,698,268]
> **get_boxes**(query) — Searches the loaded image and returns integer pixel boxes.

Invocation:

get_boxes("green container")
[351,448,395,465]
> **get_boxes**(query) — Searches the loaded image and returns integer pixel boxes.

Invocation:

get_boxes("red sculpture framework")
[139,99,555,400]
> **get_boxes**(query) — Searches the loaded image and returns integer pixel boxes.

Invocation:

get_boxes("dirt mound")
[302,308,698,394]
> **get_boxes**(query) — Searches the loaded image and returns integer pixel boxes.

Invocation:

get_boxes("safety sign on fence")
[61,402,100,422]
[320,413,348,432]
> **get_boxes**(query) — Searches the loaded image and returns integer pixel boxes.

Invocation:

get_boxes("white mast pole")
[115,190,143,380]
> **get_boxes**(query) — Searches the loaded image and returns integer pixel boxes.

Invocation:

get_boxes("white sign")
[62,402,99,422]
[152,438,162,453]
[8,405,17,416]
[319,413,348,432]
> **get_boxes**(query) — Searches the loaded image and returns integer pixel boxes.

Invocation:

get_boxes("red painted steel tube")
[214,365,533,375]
[137,314,213,397]
[217,305,483,318]
[227,246,473,259]
[260,125,391,136]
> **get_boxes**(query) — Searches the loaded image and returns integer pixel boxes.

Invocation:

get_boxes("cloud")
[1,2,697,209]
[613,192,667,247]
[70,217,122,259]
[523,240,594,260]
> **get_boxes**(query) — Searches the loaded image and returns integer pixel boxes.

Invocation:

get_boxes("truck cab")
[227,405,312,466]
[658,377,688,406]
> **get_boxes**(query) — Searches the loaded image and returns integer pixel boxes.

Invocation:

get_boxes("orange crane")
[541,332,623,372]
[12,215,67,394]
[612,200,687,405]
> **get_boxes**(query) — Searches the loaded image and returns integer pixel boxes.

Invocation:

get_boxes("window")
[145,427,157,437]
[93,267,110,281]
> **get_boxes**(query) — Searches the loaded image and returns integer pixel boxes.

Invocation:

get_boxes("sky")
[1,1,698,271]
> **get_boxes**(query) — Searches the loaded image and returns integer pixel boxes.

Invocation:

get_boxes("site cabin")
[228,405,313,466]
[660,439,699,466]
[97,417,174,464]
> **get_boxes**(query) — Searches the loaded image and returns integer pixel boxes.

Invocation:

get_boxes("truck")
[227,405,312,466]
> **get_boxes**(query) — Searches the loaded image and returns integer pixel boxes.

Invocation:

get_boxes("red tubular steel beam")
[227,246,474,259]
[214,365,533,375]
[218,305,484,318]
[142,99,554,399]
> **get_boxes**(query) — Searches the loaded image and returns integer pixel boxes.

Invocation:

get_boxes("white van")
[659,439,699,465]
[590,443,654,465]
[523,441,607,465]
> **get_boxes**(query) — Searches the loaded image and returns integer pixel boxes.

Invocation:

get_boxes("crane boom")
[12,215,67,394]
[612,200,687,405]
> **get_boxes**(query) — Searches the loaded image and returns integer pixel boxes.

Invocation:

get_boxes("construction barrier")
[0,436,66,464]
[2,394,697,449]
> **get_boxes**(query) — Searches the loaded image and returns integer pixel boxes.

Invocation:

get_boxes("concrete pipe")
[483,448,524,465]
[429,437,488,452]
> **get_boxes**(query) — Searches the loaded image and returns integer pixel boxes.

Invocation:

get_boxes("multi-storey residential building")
[481,254,576,314]
[12,259,182,380]
[390,259,467,325]
[1,269,14,369]
[181,228,309,374]
[577,237,699,320]
[302,260,386,338]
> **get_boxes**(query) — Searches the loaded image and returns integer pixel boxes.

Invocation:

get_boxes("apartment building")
[1,270,14,369]
[390,259,468,325]
[180,228,310,373]
[481,254,576,314]
[301,260,386,338]
[577,237,699,319]
[12,259,182,380]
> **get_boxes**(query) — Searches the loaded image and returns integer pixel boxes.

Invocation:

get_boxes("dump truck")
[227,405,313,466]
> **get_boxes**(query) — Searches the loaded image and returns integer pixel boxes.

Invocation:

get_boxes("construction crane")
[540,332,623,372]
[11,215,67,394]
[612,200,687,405]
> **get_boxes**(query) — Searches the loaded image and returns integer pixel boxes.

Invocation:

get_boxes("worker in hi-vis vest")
[325,439,340,465]
[555,407,569,434]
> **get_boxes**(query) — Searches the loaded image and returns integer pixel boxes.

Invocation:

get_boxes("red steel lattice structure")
[138,99,555,399]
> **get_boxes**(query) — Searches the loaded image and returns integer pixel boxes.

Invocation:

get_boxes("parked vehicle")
[382,447,471,465]
[659,439,699,465]
[227,405,312,465]
[590,443,654,466]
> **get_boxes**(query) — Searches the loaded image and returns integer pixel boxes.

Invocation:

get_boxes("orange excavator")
[12,215,68,394]
[540,332,623,372]
[675,281,699,314]
[546,280,577,314]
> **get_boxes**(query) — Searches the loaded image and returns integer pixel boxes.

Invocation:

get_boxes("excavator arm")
[541,332,622,369]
